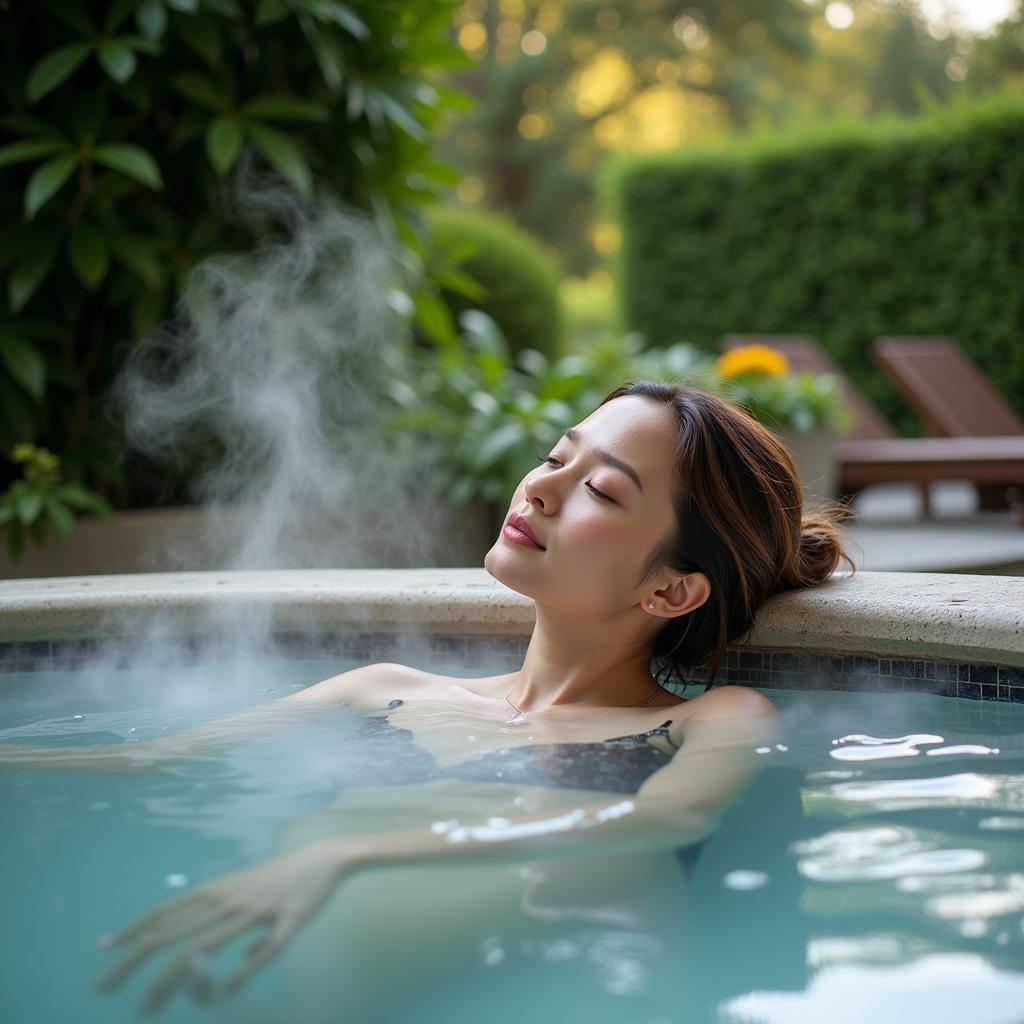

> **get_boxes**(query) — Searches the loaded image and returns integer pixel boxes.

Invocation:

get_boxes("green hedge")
[606,91,1024,436]
[427,206,564,361]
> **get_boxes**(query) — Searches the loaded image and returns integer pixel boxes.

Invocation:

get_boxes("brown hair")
[599,380,857,691]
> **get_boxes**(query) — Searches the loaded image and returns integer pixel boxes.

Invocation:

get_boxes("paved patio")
[841,481,1024,573]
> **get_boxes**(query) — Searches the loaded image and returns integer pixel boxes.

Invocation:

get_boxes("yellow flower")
[715,344,790,379]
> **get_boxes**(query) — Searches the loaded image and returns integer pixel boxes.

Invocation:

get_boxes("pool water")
[1,657,1023,1024]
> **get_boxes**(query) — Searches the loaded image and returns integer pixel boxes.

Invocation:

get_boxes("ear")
[649,572,711,617]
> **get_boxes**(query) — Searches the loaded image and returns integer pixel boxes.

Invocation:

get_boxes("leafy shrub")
[0,0,469,521]
[606,89,1024,436]
[0,444,111,559]
[426,206,564,361]
[384,320,853,516]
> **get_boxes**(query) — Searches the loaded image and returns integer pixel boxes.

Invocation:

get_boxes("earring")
[647,602,655,609]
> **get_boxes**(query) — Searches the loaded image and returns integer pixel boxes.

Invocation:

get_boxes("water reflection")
[720,952,1024,1024]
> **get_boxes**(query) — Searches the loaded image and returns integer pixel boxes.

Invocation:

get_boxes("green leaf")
[165,0,198,11]
[26,43,93,104]
[44,496,74,537]
[298,13,344,91]
[205,117,242,176]
[0,139,73,167]
[24,154,79,220]
[309,1,369,39]
[69,224,111,290]
[241,95,330,122]
[0,333,46,399]
[15,490,44,526]
[470,421,525,470]
[136,0,168,39]
[55,484,112,516]
[171,72,225,111]
[97,41,138,83]
[412,291,457,346]
[8,233,59,311]
[248,122,312,196]
[93,143,162,188]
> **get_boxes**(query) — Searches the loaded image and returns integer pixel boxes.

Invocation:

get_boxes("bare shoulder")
[280,661,437,710]
[679,683,777,722]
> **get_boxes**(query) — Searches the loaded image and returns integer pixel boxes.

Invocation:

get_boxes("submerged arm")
[99,689,776,1008]
[0,662,407,774]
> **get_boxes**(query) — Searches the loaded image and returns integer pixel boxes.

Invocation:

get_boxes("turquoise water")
[1,657,1023,1024]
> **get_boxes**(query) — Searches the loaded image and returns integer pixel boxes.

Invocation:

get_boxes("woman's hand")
[95,838,356,1014]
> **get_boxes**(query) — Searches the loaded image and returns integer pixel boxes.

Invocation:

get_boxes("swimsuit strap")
[604,719,680,751]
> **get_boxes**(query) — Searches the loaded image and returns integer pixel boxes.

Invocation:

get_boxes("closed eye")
[535,451,615,502]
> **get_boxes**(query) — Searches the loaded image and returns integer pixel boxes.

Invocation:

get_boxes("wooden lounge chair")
[872,336,1024,512]
[717,334,1024,522]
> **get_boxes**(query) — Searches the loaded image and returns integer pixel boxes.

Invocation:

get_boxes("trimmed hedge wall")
[607,92,1024,436]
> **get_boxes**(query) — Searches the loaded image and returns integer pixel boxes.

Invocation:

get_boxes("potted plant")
[713,344,855,509]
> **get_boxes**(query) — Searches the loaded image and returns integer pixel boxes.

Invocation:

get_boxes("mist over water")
[98,170,477,688]
[114,170,449,572]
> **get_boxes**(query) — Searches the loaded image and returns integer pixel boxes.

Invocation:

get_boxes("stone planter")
[775,427,838,511]
[0,498,502,579]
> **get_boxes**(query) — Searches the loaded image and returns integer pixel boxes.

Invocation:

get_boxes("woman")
[1,381,855,1017]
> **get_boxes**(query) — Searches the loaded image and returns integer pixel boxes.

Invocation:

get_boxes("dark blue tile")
[845,655,880,674]
[999,665,1024,686]
[891,659,915,678]
[957,682,981,700]
[736,651,764,670]
[879,659,893,676]
[1006,687,1024,704]
[969,663,998,685]
[770,652,803,672]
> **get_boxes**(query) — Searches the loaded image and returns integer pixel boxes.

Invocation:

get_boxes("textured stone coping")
[0,568,1022,668]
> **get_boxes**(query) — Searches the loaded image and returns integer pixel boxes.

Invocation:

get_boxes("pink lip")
[504,513,544,550]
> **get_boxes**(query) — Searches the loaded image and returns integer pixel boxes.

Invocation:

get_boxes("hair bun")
[794,502,858,585]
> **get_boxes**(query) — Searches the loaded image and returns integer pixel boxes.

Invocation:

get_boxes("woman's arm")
[0,661,411,775]
[98,789,713,1012]
[99,704,776,1009]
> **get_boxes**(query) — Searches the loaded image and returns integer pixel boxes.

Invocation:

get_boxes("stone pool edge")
[0,567,1022,664]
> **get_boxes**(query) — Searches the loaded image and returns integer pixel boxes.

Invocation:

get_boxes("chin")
[483,544,537,599]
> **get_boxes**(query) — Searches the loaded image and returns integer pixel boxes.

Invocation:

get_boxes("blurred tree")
[438,0,979,276]
[963,0,1024,91]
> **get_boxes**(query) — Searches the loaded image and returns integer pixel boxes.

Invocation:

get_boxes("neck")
[505,603,661,712]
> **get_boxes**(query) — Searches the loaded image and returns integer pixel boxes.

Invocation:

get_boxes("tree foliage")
[437,0,980,275]
[0,0,470,508]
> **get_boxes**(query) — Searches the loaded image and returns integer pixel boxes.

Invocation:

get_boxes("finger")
[99,892,203,948]
[140,916,255,1017]
[95,902,230,994]
[221,913,299,996]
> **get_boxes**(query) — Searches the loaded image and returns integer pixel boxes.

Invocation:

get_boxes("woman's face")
[484,395,681,619]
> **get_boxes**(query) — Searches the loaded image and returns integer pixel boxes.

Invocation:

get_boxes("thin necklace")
[503,677,665,725]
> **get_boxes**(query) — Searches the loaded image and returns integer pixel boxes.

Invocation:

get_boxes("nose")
[523,464,560,514]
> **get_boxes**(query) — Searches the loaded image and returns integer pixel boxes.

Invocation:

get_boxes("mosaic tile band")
[1,632,1022,703]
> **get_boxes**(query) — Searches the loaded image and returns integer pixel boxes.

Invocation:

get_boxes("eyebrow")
[561,427,644,494]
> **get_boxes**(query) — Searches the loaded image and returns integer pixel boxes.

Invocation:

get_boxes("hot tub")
[1,568,1022,1024]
